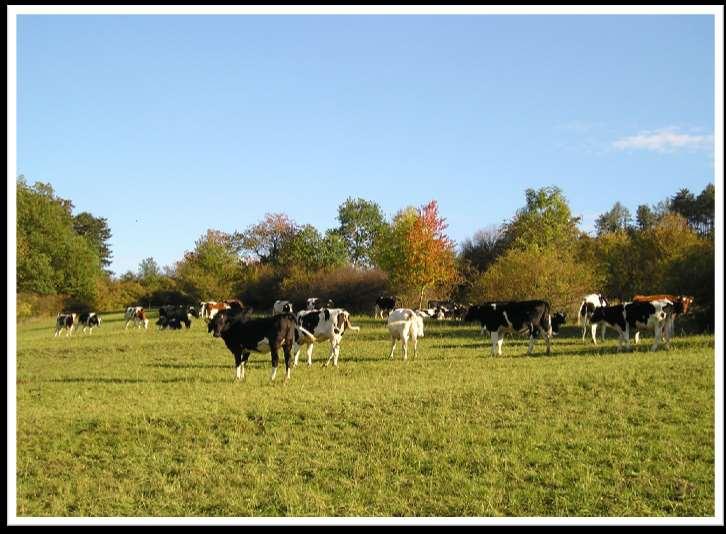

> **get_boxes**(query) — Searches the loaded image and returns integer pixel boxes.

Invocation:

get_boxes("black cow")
[208,308,309,382]
[158,305,192,329]
[374,296,397,319]
[78,312,101,334]
[463,300,566,355]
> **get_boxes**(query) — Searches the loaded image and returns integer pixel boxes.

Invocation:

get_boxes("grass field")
[14,311,716,518]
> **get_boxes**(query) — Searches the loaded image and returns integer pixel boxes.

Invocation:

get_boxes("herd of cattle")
[52,292,695,382]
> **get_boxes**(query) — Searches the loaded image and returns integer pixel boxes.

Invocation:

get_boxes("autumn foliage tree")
[374,200,458,308]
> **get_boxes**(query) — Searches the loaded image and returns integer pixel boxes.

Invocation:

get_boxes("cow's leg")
[527,334,535,354]
[490,331,498,356]
[233,352,244,381]
[402,336,408,361]
[54,328,60,337]
[283,343,292,382]
[270,345,280,381]
[497,335,504,356]
[545,328,551,355]
[332,341,341,367]
[651,324,661,351]
[591,323,598,344]
[581,318,588,341]
[306,343,315,366]
[388,337,397,359]
[412,335,418,359]
[634,330,640,345]
[601,323,606,342]
[293,344,301,367]
[623,325,631,352]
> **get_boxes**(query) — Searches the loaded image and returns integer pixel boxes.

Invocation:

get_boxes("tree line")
[16,176,715,331]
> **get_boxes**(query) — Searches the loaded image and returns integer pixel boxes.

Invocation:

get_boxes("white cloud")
[612,127,713,153]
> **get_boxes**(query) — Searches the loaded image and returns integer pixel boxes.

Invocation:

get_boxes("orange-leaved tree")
[374,200,458,308]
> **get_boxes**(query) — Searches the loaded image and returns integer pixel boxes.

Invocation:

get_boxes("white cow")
[273,300,294,314]
[124,306,149,330]
[577,293,609,344]
[386,308,426,361]
[293,308,360,367]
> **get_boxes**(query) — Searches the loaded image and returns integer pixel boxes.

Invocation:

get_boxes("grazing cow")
[577,293,609,344]
[293,308,360,367]
[273,300,294,314]
[78,312,101,334]
[306,297,335,310]
[124,307,149,330]
[463,301,566,356]
[374,296,397,319]
[632,294,694,339]
[208,308,313,382]
[200,301,230,320]
[386,308,426,360]
[54,313,77,337]
[158,305,192,329]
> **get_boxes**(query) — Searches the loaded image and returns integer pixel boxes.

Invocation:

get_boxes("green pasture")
[15,312,715,517]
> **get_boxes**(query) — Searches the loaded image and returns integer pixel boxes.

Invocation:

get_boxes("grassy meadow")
[15,311,715,518]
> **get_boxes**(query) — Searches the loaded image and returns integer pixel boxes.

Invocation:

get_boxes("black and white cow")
[306,297,335,310]
[158,305,192,329]
[54,313,77,337]
[273,300,294,314]
[78,312,101,334]
[463,300,566,356]
[577,293,609,344]
[374,296,397,319]
[293,308,360,367]
[208,308,314,382]
[590,301,672,351]
[124,306,149,330]
[624,300,673,351]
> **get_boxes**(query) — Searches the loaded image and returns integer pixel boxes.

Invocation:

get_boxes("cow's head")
[678,296,694,315]
[551,312,567,334]
[187,306,199,318]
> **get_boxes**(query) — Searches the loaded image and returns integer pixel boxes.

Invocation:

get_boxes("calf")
[293,308,360,367]
[374,296,397,319]
[124,307,148,330]
[386,308,426,360]
[463,301,565,356]
[78,312,101,334]
[577,293,609,344]
[208,308,312,382]
[273,300,294,314]
[54,313,77,337]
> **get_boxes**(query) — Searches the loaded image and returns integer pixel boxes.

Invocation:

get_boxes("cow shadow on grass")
[145,362,230,369]
[46,376,243,384]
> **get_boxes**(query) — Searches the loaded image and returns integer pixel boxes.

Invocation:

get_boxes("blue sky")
[16,14,715,276]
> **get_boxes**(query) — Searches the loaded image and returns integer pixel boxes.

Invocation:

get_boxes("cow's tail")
[295,324,317,344]
[543,302,553,335]
[577,300,586,325]
[344,313,360,332]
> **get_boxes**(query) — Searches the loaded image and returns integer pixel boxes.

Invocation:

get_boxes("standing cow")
[54,313,77,337]
[464,301,566,356]
[124,307,149,330]
[208,307,313,382]
[374,296,397,319]
[78,312,101,334]
[577,293,609,344]
[386,308,426,361]
[293,308,360,367]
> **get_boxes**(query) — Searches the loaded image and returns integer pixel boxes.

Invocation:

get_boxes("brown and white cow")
[200,301,230,320]
[124,306,149,330]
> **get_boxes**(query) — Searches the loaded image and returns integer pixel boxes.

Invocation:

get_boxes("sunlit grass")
[15,313,715,517]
